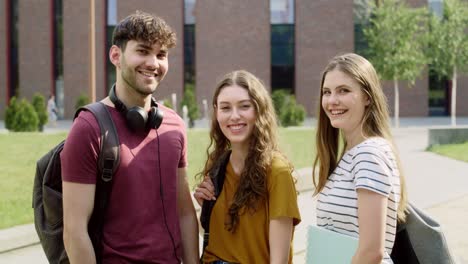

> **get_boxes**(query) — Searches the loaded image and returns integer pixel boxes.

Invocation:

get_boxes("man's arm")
[63,181,96,264]
[177,167,199,263]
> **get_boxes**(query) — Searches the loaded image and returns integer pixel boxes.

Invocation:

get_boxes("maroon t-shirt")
[61,104,187,264]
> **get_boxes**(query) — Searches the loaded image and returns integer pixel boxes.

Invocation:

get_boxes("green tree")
[180,83,199,128]
[364,0,428,127]
[429,0,468,126]
[32,93,48,131]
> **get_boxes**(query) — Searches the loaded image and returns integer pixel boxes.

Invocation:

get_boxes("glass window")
[53,0,64,118]
[271,0,294,24]
[271,0,294,92]
[107,0,117,25]
[184,0,196,100]
[184,0,196,25]
[184,24,195,84]
[106,0,117,94]
[428,0,447,116]
[353,0,370,56]
[428,67,449,116]
[8,0,19,99]
[354,0,372,25]
[428,0,443,18]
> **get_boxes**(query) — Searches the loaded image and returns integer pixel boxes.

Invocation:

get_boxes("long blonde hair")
[312,53,407,221]
[199,70,286,232]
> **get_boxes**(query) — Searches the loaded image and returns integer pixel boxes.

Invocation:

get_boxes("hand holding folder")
[305,225,359,264]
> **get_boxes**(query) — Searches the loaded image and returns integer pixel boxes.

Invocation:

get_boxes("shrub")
[280,97,306,127]
[5,97,19,130]
[271,89,306,127]
[180,83,200,128]
[6,98,39,132]
[75,93,90,110]
[32,93,48,131]
[271,89,290,117]
[163,98,173,109]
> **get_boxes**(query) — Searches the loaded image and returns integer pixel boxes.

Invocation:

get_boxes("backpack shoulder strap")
[212,150,231,198]
[75,102,120,262]
[75,102,120,180]
[200,150,231,257]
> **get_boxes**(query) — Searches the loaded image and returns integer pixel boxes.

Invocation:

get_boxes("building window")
[7,0,19,100]
[271,0,295,92]
[105,0,117,94]
[53,0,64,118]
[428,0,448,116]
[354,0,371,56]
[184,24,195,87]
[184,0,196,99]
[428,0,443,18]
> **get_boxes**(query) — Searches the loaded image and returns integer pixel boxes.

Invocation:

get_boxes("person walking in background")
[47,94,58,127]
[193,70,301,264]
[61,11,198,263]
[313,53,408,263]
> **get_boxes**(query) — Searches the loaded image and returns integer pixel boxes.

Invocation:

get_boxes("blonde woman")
[313,53,407,264]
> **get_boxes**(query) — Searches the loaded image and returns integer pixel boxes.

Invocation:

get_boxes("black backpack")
[32,102,120,264]
[199,150,231,258]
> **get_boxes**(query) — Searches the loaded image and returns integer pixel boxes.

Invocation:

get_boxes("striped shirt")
[316,137,400,264]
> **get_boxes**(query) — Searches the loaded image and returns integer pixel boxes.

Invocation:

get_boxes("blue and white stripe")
[316,137,400,264]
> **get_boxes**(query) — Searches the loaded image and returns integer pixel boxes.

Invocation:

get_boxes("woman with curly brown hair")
[193,70,301,264]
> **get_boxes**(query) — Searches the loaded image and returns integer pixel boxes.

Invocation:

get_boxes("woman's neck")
[343,127,367,151]
[229,144,249,177]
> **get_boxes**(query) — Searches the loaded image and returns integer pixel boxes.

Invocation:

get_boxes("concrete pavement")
[1,117,468,263]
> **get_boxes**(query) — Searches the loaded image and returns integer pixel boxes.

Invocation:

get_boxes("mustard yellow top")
[202,154,301,264]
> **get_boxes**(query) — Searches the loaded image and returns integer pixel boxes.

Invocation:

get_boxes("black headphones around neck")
[109,85,164,132]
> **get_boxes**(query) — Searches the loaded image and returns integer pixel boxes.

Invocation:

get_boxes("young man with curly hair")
[61,11,198,264]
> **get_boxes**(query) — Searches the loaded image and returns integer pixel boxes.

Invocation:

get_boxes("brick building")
[1,0,467,118]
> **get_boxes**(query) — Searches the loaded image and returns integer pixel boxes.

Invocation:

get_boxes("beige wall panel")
[296,0,354,116]
[18,0,52,101]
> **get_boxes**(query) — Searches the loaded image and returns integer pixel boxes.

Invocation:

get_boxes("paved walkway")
[1,118,468,263]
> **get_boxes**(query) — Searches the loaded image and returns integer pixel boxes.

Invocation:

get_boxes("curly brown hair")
[112,10,176,50]
[199,70,289,232]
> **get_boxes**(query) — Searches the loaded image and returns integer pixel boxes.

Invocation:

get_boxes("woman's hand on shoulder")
[193,176,216,206]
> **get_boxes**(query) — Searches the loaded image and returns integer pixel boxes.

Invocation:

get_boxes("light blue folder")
[305,225,359,264]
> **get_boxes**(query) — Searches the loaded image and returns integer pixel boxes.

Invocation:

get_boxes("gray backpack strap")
[76,102,120,181]
[74,102,120,263]
[200,150,231,261]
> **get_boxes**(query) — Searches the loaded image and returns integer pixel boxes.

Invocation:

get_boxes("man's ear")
[109,45,121,67]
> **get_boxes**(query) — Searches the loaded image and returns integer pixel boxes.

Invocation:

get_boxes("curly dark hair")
[198,70,290,233]
[112,10,176,50]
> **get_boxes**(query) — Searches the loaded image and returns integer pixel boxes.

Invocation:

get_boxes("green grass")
[187,128,316,185]
[0,128,315,229]
[0,132,67,229]
[6,129,463,230]
[278,128,316,169]
[428,141,468,163]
